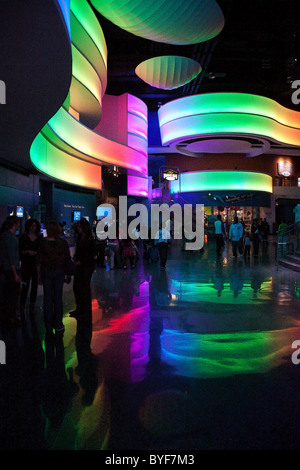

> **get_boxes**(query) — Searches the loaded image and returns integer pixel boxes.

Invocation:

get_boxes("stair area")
[278,251,300,272]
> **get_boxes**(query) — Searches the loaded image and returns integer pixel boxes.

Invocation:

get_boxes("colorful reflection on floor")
[1,241,300,450]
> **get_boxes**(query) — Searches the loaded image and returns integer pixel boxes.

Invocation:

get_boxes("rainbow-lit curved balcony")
[30,0,148,192]
[158,92,300,158]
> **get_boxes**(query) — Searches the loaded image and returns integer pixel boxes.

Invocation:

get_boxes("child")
[244,232,251,257]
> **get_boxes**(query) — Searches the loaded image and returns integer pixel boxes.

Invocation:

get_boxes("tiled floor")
[1,239,300,450]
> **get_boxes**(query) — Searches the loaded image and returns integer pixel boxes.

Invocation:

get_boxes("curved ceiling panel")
[158,93,300,157]
[135,56,202,90]
[90,0,224,45]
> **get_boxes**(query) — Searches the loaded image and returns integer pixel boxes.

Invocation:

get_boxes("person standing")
[261,218,270,253]
[251,218,262,258]
[229,216,243,258]
[19,218,42,319]
[120,238,136,269]
[0,215,22,324]
[214,214,225,257]
[71,218,96,318]
[39,221,72,336]
[154,224,171,269]
[244,231,251,258]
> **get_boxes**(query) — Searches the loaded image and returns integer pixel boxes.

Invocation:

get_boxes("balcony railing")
[276,221,300,270]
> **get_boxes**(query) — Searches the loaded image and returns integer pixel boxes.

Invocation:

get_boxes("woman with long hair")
[70,218,96,318]
[19,218,42,320]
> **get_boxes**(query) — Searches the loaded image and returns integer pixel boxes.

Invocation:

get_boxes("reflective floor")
[1,240,300,450]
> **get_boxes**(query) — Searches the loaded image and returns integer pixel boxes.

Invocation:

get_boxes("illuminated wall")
[95,93,149,196]
[30,0,148,193]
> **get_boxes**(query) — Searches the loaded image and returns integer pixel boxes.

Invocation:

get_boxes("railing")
[276,221,300,270]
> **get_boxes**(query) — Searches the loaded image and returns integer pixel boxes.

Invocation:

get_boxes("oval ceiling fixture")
[90,0,224,45]
[135,56,202,90]
[184,138,252,154]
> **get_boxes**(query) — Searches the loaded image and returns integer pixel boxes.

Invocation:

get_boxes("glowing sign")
[16,206,24,218]
[162,169,179,181]
[278,160,293,177]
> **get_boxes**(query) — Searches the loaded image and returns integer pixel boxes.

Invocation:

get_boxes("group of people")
[0,215,96,335]
[102,225,171,270]
[214,215,270,259]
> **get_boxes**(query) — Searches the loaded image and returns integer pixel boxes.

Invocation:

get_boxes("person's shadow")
[75,314,98,405]
[42,332,79,430]
[213,259,225,297]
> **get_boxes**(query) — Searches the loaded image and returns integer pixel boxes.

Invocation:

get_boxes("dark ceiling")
[0,0,299,173]
[93,0,300,111]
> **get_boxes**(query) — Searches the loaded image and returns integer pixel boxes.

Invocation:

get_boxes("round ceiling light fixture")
[90,0,224,45]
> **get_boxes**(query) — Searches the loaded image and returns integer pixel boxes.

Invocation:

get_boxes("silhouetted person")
[251,218,261,258]
[38,221,72,338]
[261,218,270,252]
[120,238,135,269]
[154,224,170,269]
[229,216,243,258]
[214,214,225,257]
[70,218,96,318]
[19,218,42,320]
[0,215,22,324]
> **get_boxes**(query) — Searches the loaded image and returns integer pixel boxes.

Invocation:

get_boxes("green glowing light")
[170,171,273,194]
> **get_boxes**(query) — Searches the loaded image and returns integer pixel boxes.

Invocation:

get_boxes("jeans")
[232,239,243,257]
[42,268,65,333]
[278,235,287,254]
[73,266,94,316]
[2,270,20,319]
[158,242,168,267]
[253,236,260,257]
[108,243,121,269]
[216,234,224,256]
[244,245,250,257]
[20,260,38,305]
